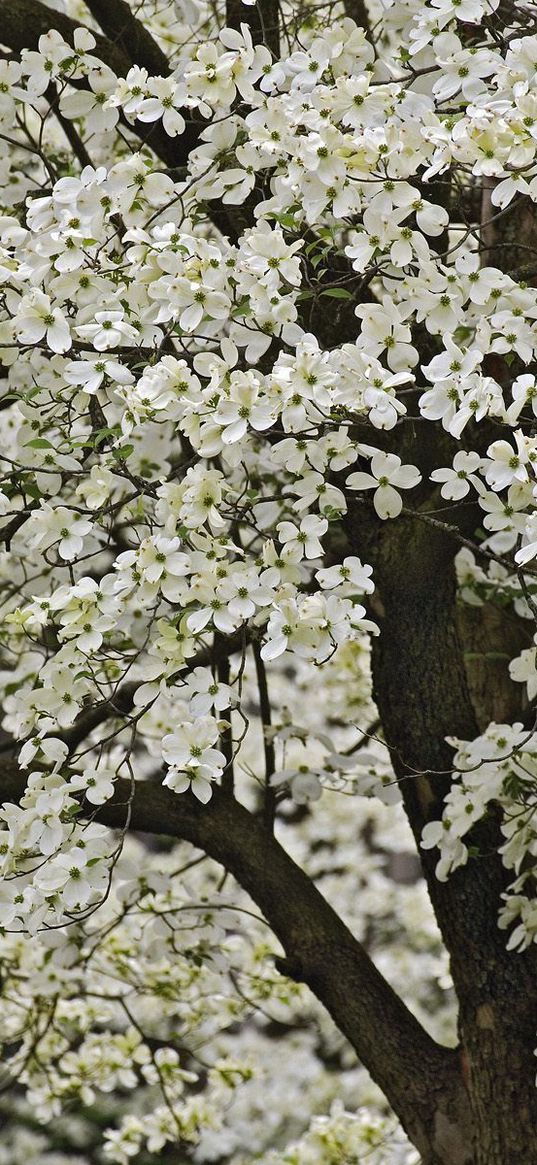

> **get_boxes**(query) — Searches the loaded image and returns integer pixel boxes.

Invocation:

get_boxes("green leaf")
[274,212,298,228]
[231,300,250,318]
[93,426,119,448]
[24,438,53,449]
[112,444,134,461]
[320,288,353,299]
[24,483,42,500]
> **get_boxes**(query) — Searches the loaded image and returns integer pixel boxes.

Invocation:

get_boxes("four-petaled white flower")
[76,310,139,350]
[316,556,374,593]
[430,451,482,501]
[347,451,421,519]
[277,515,328,560]
[162,719,226,802]
[15,290,71,353]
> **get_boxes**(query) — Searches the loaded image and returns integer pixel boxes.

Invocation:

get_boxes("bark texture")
[350,505,537,1163]
[0,0,131,75]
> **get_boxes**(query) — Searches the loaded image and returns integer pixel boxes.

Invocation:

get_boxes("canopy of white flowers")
[1,0,537,1159]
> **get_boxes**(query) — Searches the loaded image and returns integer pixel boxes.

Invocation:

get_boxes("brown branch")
[59,628,252,752]
[0,762,471,1161]
[82,0,171,77]
[348,502,537,1159]
[0,0,202,173]
[0,631,252,759]
[0,0,131,76]
[48,82,95,170]
[226,0,280,57]
[343,0,372,40]
[253,641,276,829]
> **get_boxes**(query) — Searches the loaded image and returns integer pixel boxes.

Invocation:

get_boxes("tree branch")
[226,0,280,57]
[0,0,131,76]
[52,628,252,753]
[0,762,471,1162]
[82,0,171,77]
[0,0,202,173]
[48,82,95,169]
[253,641,276,829]
[343,0,372,40]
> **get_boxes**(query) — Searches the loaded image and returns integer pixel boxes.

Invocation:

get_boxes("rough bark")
[349,505,537,1163]
[0,0,131,76]
[227,0,280,56]
[83,0,171,77]
[457,601,531,731]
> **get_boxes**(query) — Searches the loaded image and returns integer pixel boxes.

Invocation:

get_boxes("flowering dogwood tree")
[1,0,537,1160]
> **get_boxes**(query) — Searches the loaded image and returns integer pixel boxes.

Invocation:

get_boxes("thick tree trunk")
[351,507,537,1162]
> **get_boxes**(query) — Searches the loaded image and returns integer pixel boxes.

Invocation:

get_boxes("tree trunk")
[351,506,537,1162]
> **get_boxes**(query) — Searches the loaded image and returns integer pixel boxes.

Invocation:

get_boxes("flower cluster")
[422,722,537,951]
[1,0,537,1156]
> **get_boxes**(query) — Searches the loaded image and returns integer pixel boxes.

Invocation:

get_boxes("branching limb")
[83,0,171,76]
[47,82,95,169]
[0,0,131,76]
[32,629,253,755]
[0,762,472,1163]
[0,0,201,172]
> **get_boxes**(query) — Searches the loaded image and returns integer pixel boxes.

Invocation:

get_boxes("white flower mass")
[0,0,536,1160]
